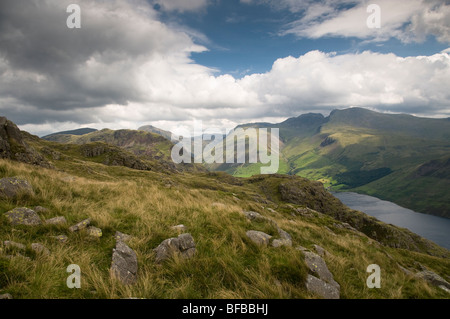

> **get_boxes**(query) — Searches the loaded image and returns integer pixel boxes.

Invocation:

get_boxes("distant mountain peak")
[42,128,97,139]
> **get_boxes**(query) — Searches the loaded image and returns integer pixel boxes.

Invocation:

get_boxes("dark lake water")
[332,192,450,250]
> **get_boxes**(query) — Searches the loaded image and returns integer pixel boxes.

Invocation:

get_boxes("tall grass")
[0,159,448,299]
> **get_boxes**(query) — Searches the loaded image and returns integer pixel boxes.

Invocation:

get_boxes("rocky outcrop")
[4,207,42,226]
[80,143,150,171]
[416,270,450,293]
[154,233,196,263]
[0,117,50,167]
[111,241,138,285]
[0,177,34,199]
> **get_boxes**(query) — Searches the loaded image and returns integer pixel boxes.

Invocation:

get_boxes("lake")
[332,192,450,250]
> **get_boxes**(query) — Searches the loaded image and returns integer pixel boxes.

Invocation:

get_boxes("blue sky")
[0,0,449,136]
[156,0,449,76]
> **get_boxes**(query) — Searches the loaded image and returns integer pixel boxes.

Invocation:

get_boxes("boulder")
[0,117,50,167]
[45,216,67,225]
[243,211,267,222]
[87,226,102,238]
[0,177,33,199]
[31,243,50,256]
[4,207,42,226]
[3,240,26,250]
[304,251,340,289]
[246,230,272,247]
[277,228,292,241]
[306,274,340,299]
[0,293,13,299]
[313,245,328,258]
[272,239,292,248]
[69,218,91,232]
[111,241,138,285]
[52,235,68,243]
[114,231,132,243]
[154,233,196,263]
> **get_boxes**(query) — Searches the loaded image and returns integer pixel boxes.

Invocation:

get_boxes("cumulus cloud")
[1,0,450,137]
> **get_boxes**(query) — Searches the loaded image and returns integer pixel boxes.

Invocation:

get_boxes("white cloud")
[1,0,450,137]
[244,0,450,44]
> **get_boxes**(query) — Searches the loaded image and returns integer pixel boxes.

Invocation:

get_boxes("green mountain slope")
[211,108,450,218]
[0,116,449,299]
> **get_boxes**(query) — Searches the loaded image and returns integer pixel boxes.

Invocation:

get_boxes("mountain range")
[41,108,450,218]
[209,108,450,218]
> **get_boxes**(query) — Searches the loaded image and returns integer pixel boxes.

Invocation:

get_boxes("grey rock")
[5,253,31,261]
[3,240,26,250]
[69,218,91,232]
[0,293,13,299]
[296,246,309,252]
[114,231,132,242]
[246,230,272,246]
[304,252,339,288]
[313,245,327,257]
[45,216,67,225]
[52,235,68,243]
[87,226,102,238]
[243,211,266,222]
[277,228,292,241]
[31,243,50,256]
[154,233,196,263]
[306,275,340,299]
[4,207,42,226]
[111,241,138,285]
[416,270,450,291]
[178,233,195,251]
[272,239,292,248]
[324,226,336,236]
[0,177,34,199]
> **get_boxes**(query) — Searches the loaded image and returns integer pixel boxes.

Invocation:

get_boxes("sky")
[0,0,449,136]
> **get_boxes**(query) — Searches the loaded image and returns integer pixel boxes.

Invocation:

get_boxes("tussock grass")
[0,159,449,299]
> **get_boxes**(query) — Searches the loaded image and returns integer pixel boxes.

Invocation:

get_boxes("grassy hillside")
[1,123,449,298]
[1,160,450,299]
